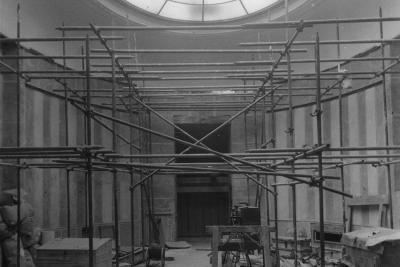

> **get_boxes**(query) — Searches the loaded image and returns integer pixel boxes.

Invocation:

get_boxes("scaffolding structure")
[1,4,400,267]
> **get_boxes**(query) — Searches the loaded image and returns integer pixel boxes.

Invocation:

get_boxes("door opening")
[175,123,231,237]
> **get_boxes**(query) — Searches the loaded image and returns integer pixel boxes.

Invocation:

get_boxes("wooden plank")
[205,225,274,233]
[38,238,111,250]
[211,227,219,267]
[36,238,112,267]
[347,195,389,206]
[261,226,273,267]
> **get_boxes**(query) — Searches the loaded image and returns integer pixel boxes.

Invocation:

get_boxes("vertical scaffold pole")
[111,51,121,267]
[61,22,72,238]
[16,4,22,267]
[379,7,394,228]
[287,51,297,267]
[336,22,347,233]
[129,88,136,263]
[270,76,279,267]
[315,33,326,267]
[85,36,94,267]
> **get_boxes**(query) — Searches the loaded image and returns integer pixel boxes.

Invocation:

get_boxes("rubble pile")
[0,189,39,267]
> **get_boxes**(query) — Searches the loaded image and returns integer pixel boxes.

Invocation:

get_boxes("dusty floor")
[137,238,214,267]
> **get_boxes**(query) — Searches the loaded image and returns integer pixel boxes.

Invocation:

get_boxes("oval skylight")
[125,0,281,22]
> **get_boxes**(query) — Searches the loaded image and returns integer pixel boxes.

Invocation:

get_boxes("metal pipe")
[105,152,300,158]
[56,85,257,92]
[271,145,329,168]
[23,74,371,81]
[91,54,397,68]
[287,50,298,267]
[228,70,392,77]
[55,159,339,179]
[240,38,400,46]
[0,55,135,60]
[91,48,308,54]
[61,23,72,238]
[0,146,101,152]
[128,62,137,257]
[270,84,280,267]
[227,75,373,81]
[245,16,400,28]
[315,33,326,267]
[236,56,399,65]
[123,107,289,112]
[131,85,338,91]
[102,100,274,105]
[85,36,94,267]
[336,22,347,234]
[56,17,400,31]
[26,75,160,80]
[16,5,22,267]
[135,68,290,74]
[111,52,120,267]
[380,7,394,228]
[0,36,125,42]
[249,146,400,152]
[141,93,321,97]
[93,62,237,68]
[244,109,250,204]
[246,154,400,160]
[0,70,141,74]
[72,93,318,98]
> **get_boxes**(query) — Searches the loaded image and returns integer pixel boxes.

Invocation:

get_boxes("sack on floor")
[0,222,14,241]
[0,189,28,206]
[0,203,34,226]
[0,212,15,241]
[20,216,34,236]
[22,227,41,249]
[2,235,26,267]
[24,249,36,267]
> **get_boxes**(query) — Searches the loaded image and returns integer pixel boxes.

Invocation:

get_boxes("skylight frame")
[123,0,283,22]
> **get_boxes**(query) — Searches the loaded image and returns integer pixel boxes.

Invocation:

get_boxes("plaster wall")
[0,43,144,246]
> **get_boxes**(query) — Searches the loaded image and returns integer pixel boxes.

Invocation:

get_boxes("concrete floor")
[137,238,214,267]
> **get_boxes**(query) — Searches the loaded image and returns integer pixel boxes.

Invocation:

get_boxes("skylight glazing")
[125,0,281,22]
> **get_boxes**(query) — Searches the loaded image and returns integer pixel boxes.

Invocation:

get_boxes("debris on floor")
[341,227,400,267]
[0,189,38,267]
[165,241,191,249]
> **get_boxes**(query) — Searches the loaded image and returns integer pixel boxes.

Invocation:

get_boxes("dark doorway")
[175,123,230,163]
[175,123,231,237]
[177,192,230,237]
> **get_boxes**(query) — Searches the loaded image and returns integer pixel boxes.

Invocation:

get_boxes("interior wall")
[0,43,143,246]
[259,45,399,236]
[0,0,399,243]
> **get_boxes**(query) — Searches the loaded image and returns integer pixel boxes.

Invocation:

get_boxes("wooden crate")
[36,238,112,267]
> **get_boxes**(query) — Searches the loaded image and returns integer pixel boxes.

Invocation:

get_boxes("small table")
[205,225,273,267]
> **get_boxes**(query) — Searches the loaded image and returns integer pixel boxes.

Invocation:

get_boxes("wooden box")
[36,238,112,267]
